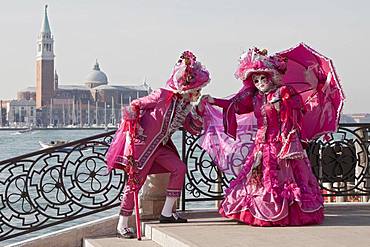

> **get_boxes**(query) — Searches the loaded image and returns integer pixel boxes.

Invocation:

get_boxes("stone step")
[143,210,222,247]
[82,205,370,247]
[83,235,161,247]
[83,210,221,247]
[143,205,370,247]
[144,223,191,247]
[143,217,233,247]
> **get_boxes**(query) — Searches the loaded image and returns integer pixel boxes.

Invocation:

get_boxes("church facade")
[6,5,150,127]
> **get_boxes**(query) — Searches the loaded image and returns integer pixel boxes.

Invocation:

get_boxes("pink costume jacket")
[106,88,203,173]
[215,85,305,159]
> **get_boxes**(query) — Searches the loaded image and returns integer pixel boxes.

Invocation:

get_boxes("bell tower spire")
[36,4,55,109]
[41,4,51,34]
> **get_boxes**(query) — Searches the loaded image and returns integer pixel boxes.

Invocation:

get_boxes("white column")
[104,102,107,126]
[18,106,22,125]
[72,97,76,125]
[120,94,123,120]
[79,99,82,127]
[62,103,65,126]
[87,100,90,126]
[111,96,115,125]
[95,101,98,126]
[50,98,53,126]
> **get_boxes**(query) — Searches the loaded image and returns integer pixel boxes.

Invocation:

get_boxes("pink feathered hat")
[166,51,210,93]
[235,47,287,84]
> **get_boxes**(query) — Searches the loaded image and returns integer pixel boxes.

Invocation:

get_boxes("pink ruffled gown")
[213,85,324,226]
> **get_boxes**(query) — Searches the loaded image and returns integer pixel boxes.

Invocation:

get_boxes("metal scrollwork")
[182,132,233,202]
[308,126,370,196]
[0,130,125,241]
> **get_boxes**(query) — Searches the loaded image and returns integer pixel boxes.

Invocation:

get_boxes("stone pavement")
[84,203,370,247]
[84,237,160,247]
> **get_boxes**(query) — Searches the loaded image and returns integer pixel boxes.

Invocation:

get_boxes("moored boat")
[16,127,33,134]
[39,140,70,149]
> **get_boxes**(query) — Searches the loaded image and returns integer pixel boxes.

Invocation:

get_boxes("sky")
[0,0,369,113]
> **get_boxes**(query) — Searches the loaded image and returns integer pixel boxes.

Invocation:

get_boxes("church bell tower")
[36,5,55,109]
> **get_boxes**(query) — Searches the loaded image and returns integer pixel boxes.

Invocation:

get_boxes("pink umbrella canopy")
[278,43,345,141]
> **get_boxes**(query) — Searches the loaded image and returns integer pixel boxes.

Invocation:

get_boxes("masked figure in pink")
[106,51,210,237]
[203,48,324,226]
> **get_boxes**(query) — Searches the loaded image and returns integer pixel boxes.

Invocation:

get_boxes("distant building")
[350,114,370,123]
[6,99,36,126]
[12,5,150,127]
[340,114,356,123]
[0,100,9,126]
[17,88,36,101]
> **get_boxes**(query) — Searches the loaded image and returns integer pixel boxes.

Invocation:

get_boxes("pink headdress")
[235,47,287,85]
[166,51,210,93]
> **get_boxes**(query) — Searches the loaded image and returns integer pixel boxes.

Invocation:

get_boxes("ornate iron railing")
[308,124,370,198]
[181,123,370,209]
[0,130,126,241]
[1,123,370,241]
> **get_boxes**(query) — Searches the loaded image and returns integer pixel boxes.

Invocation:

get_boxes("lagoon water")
[0,129,109,161]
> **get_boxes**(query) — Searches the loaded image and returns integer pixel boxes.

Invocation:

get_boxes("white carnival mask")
[252,74,273,93]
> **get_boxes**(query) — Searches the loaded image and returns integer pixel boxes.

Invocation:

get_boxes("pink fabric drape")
[199,102,257,176]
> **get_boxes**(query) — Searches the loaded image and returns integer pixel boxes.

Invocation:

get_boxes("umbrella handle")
[134,190,142,240]
[126,115,141,240]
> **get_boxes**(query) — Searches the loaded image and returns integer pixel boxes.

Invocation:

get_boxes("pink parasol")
[278,42,345,141]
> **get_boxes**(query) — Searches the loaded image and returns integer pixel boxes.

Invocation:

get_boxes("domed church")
[85,61,109,88]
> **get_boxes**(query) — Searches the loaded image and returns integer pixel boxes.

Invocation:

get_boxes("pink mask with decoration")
[252,74,274,93]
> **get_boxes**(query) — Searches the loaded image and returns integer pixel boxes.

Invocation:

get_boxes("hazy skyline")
[0,0,369,113]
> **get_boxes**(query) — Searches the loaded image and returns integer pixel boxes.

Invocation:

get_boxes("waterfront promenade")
[85,203,370,247]
[8,203,370,247]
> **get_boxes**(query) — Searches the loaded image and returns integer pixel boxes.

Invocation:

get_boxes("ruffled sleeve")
[212,88,255,139]
[183,106,204,135]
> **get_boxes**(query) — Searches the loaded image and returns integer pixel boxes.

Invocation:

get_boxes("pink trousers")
[119,145,186,216]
